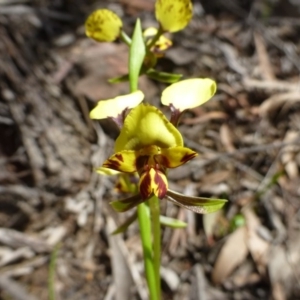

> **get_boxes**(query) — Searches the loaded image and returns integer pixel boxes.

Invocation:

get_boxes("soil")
[1,0,300,299]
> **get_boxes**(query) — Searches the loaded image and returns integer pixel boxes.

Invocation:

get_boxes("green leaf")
[129,19,146,92]
[146,69,182,83]
[110,194,144,212]
[111,212,137,235]
[166,190,227,214]
[108,74,129,83]
[160,215,187,228]
[230,214,246,231]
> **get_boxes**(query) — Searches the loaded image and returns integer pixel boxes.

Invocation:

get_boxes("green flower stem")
[149,195,161,299]
[120,30,132,46]
[146,26,164,53]
[137,203,159,300]
[128,20,160,298]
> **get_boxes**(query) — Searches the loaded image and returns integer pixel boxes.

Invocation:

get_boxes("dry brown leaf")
[268,235,300,299]
[106,218,148,300]
[220,124,236,152]
[74,43,156,101]
[243,208,269,275]
[272,282,286,300]
[166,47,198,65]
[212,226,248,285]
[119,0,155,13]
[200,170,232,186]
[203,210,222,245]
[281,131,300,179]
[182,111,228,125]
[253,31,276,80]
[106,218,133,300]
[243,79,299,93]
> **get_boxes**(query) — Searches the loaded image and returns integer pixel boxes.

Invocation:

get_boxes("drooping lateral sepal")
[111,212,137,234]
[139,168,168,199]
[102,150,137,173]
[110,194,144,212]
[166,189,227,214]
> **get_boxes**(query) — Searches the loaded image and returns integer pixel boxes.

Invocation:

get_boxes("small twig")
[0,276,38,300]
[253,31,276,80]
[243,78,299,93]
[0,5,33,14]
[0,227,50,253]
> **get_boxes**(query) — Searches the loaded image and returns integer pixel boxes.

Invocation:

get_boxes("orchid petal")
[95,167,120,176]
[155,0,193,33]
[102,150,137,173]
[115,104,183,152]
[90,90,144,120]
[85,9,122,42]
[139,168,168,199]
[110,194,144,212]
[161,78,216,111]
[158,146,197,168]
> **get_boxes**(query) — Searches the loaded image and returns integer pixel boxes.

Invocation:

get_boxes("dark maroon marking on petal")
[115,153,124,162]
[154,154,168,168]
[154,171,168,199]
[136,155,150,174]
[115,182,122,191]
[180,151,197,163]
[139,172,152,200]
[103,159,121,170]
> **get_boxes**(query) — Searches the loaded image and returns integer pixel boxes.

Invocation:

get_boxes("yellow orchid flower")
[85,9,123,42]
[144,27,172,56]
[100,104,226,213]
[155,0,193,33]
[103,104,196,198]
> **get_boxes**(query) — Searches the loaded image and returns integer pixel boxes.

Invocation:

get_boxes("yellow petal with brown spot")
[85,9,123,42]
[139,168,168,199]
[155,0,193,32]
[158,146,197,168]
[102,150,137,173]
